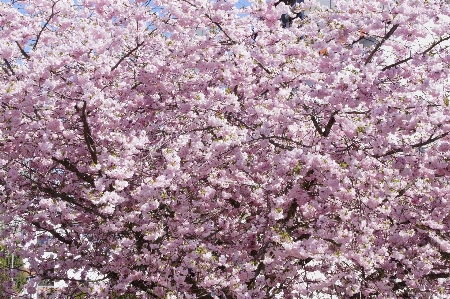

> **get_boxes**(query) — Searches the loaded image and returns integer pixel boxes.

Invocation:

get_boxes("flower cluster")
[1,0,450,297]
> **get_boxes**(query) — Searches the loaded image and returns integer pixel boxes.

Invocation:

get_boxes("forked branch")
[311,111,338,137]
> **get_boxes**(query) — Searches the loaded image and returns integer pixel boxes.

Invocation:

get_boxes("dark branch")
[1,65,9,76]
[130,280,159,298]
[33,1,58,51]
[373,131,450,158]
[259,134,311,150]
[179,0,197,7]
[205,14,236,45]
[78,101,98,164]
[365,24,399,65]
[51,157,95,187]
[185,271,216,299]
[15,41,30,60]
[31,221,73,245]
[254,59,271,75]
[184,125,220,134]
[382,35,450,71]
[311,111,338,137]
[247,262,265,290]
[3,58,15,76]
[131,81,142,90]
[323,112,337,137]
[37,184,106,219]
[224,112,254,130]
[425,272,450,279]
[343,110,370,115]
[268,138,294,151]
[268,135,310,147]
[311,115,323,136]
[111,40,146,71]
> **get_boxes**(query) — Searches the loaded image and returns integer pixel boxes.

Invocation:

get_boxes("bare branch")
[111,40,146,71]
[382,35,450,71]
[373,131,450,158]
[205,14,236,45]
[15,41,30,60]
[311,111,338,137]
[33,1,58,51]
[365,24,399,65]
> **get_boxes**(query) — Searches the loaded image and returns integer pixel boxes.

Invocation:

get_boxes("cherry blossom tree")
[1,0,450,297]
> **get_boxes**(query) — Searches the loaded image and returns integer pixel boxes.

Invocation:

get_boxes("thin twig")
[254,58,272,75]
[111,40,146,71]
[382,35,450,71]
[373,131,450,158]
[205,14,236,45]
[33,1,58,51]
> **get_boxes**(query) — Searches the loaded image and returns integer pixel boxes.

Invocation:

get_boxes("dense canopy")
[1,0,450,298]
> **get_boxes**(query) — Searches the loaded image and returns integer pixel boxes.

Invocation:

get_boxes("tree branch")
[37,183,106,219]
[77,101,98,164]
[373,131,450,158]
[111,40,146,71]
[51,157,95,187]
[382,35,450,71]
[268,138,294,151]
[365,24,399,65]
[15,41,30,60]
[258,134,311,150]
[253,58,271,75]
[33,1,58,51]
[311,111,338,137]
[425,272,450,280]
[3,58,15,76]
[31,221,73,246]
[205,14,236,45]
